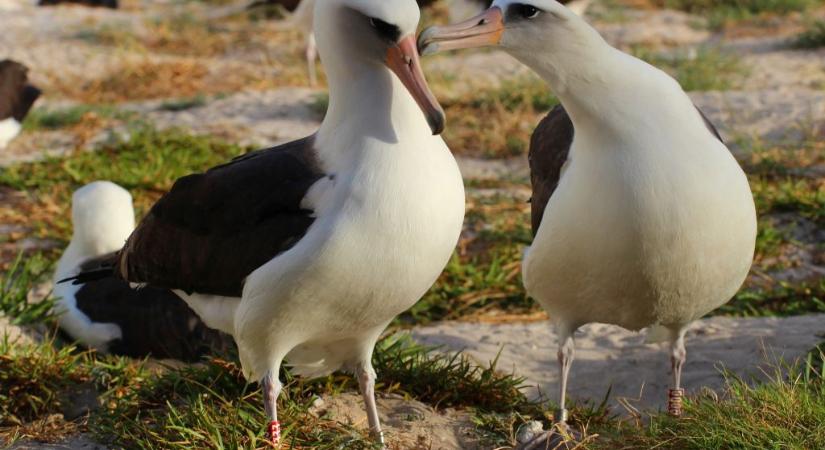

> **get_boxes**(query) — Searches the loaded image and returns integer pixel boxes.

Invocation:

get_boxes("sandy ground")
[413,315,825,413]
[313,393,481,450]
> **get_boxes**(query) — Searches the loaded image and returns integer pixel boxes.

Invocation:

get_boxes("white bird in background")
[54,182,135,350]
[69,0,465,446]
[420,0,756,444]
[54,181,233,361]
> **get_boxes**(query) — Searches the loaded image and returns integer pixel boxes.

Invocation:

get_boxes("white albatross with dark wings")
[419,0,756,446]
[69,0,465,445]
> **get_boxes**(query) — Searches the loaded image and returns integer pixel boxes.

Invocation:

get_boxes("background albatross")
[54,181,233,361]
[419,0,757,443]
[71,0,465,445]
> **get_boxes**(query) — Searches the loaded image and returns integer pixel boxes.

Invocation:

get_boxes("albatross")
[54,181,232,361]
[0,60,40,150]
[419,0,756,438]
[70,0,464,445]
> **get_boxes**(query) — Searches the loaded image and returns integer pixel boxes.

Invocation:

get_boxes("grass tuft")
[0,340,93,428]
[439,76,558,158]
[0,127,248,242]
[159,95,208,112]
[794,20,825,48]
[373,335,529,412]
[22,106,127,132]
[0,253,54,326]
[656,0,819,29]
[632,46,748,91]
[593,358,825,449]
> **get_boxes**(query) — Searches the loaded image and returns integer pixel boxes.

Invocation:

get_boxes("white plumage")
[0,117,22,149]
[70,0,463,445]
[53,181,135,350]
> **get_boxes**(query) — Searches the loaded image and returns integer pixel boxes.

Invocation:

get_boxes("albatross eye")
[518,4,540,19]
[369,17,401,42]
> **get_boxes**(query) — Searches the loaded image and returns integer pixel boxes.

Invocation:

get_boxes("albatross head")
[418,0,601,76]
[69,181,135,257]
[315,0,445,134]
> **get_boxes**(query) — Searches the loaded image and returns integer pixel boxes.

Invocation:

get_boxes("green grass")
[0,127,248,241]
[22,105,130,131]
[794,20,825,48]
[401,190,537,324]
[806,342,825,378]
[0,256,537,447]
[159,95,208,112]
[658,0,821,29]
[594,359,825,449]
[0,253,54,326]
[720,280,825,316]
[0,331,537,448]
[632,46,748,91]
[437,76,559,158]
[0,340,100,428]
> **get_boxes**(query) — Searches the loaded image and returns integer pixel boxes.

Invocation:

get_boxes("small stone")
[516,421,545,444]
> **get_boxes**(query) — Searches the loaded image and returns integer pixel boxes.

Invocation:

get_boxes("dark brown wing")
[75,279,234,361]
[528,104,725,235]
[118,135,325,297]
[528,105,573,236]
[0,60,41,122]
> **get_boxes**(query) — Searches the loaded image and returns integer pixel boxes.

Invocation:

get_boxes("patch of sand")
[412,315,825,413]
[313,393,482,450]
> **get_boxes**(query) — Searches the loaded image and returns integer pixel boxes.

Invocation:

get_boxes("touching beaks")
[385,35,446,135]
[417,7,505,57]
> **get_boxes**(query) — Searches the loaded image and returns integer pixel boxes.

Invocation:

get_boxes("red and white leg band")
[668,388,685,417]
[268,420,281,445]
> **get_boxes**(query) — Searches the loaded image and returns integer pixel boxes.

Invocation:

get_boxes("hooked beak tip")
[428,110,446,135]
[420,43,439,57]
[417,26,439,54]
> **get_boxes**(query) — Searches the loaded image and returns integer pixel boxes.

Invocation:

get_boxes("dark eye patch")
[507,3,543,20]
[369,17,401,42]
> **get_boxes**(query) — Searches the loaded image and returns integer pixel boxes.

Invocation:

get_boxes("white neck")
[313,9,432,163]
[508,25,664,143]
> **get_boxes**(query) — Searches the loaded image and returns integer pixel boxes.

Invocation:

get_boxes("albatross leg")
[262,371,283,446]
[306,33,318,87]
[556,324,575,426]
[519,324,577,450]
[668,328,687,417]
[356,361,385,447]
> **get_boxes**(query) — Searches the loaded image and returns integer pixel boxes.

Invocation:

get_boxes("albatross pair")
[420,0,756,440]
[71,0,464,445]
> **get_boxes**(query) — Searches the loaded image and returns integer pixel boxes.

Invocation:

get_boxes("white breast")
[524,78,756,332]
[235,127,465,380]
